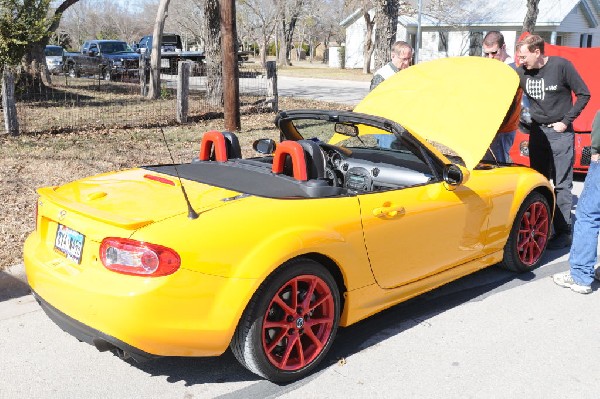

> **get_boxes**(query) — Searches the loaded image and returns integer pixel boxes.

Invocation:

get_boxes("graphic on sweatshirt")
[526,78,545,101]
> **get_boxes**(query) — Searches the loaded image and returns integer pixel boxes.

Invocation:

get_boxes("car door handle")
[372,206,405,218]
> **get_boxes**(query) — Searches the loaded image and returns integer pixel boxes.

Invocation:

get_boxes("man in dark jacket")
[516,34,591,249]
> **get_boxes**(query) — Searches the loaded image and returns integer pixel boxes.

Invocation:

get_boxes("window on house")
[556,36,563,46]
[468,32,483,56]
[580,34,593,48]
[438,31,448,52]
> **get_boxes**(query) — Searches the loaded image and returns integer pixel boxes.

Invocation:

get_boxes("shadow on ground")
[124,250,572,398]
[0,270,30,302]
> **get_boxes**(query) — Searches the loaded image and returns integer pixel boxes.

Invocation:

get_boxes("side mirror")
[253,138,276,154]
[443,164,470,189]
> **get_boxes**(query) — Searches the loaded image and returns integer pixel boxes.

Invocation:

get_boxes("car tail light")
[100,238,180,277]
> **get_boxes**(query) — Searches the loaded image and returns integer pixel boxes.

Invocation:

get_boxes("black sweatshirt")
[517,56,590,126]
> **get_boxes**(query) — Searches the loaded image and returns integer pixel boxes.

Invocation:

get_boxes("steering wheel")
[317,143,341,187]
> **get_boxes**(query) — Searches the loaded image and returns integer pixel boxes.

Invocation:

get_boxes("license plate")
[54,224,85,264]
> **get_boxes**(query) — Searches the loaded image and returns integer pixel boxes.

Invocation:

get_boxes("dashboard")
[320,144,435,192]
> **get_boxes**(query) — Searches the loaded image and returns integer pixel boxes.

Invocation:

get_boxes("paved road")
[2,177,599,398]
[165,74,371,106]
[277,76,370,105]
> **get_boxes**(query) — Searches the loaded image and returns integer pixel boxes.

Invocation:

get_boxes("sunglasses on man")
[483,49,500,57]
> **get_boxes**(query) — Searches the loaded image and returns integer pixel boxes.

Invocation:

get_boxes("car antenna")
[159,127,199,219]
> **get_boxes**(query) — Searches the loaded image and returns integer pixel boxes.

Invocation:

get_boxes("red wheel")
[516,201,550,266]
[262,274,335,371]
[231,259,340,382]
[500,192,551,272]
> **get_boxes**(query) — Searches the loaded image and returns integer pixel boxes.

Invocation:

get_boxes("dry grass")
[0,97,344,271]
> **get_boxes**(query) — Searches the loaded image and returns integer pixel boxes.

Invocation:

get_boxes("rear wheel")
[499,192,550,272]
[231,258,340,382]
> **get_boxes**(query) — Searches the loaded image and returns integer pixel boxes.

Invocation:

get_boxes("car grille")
[124,59,138,69]
[581,146,592,166]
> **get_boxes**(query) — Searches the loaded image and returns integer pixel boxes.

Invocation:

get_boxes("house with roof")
[341,0,600,68]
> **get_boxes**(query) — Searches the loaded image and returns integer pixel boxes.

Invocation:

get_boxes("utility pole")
[220,0,241,131]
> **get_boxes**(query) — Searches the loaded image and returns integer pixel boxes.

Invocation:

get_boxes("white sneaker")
[552,271,592,294]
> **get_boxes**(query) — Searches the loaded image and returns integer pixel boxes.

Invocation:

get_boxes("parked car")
[64,40,140,81]
[509,40,600,173]
[24,57,553,383]
[136,33,205,75]
[44,45,64,75]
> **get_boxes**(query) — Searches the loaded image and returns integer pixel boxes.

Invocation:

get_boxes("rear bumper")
[24,232,258,357]
[33,290,156,362]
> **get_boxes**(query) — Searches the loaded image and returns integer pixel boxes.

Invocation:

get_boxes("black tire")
[499,191,551,272]
[231,258,340,383]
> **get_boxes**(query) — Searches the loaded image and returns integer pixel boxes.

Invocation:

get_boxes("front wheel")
[499,191,550,272]
[231,258,340,382]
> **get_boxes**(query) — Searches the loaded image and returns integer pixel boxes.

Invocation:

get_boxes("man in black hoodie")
[516,34,591,249]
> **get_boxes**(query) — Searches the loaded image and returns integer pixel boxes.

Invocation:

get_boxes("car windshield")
[99,42,132,53]
[45,47,63,56]
[289,116,402,150]
[287,114,462,164]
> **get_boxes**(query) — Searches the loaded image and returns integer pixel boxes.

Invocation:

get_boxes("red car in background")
[510,42,600,173]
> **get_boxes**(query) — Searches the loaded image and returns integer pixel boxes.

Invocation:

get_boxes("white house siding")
[342,1,600,69]
[345,16,367,69]
[558,4,600,46]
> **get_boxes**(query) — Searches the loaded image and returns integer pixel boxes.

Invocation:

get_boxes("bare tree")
[238,0,278,66]
[167,0,204,49]
[372,0,398,70]
[148,0,170,99]
[60,1,154,50]
[522,0,540,34]
[277,0,306,66]
[203,0,222,106]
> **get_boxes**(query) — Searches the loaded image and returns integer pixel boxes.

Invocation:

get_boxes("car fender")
[131,196,374,291]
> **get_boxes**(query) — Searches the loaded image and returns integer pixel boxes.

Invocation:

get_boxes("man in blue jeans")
[553,110,600,294]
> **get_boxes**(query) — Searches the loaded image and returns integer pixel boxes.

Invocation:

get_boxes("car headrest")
[199,131,242,162]
[272,141,309,181]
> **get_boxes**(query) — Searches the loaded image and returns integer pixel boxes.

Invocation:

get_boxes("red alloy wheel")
[261,274,335,371]
[517,201,550,266]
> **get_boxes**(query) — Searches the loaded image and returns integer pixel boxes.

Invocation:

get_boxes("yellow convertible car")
[24,57,553,382]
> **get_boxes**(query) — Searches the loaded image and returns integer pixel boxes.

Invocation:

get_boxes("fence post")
[139,57,148,96]
[2,69,20,136]
[177,61,190,123]
[266,61,278,112]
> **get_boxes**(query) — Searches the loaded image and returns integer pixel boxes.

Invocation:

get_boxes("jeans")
[483,130,516,163]
[528,123,574,234]
[569,159,600,286]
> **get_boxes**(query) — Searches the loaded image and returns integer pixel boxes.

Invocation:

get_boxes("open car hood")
[354,57,519,169]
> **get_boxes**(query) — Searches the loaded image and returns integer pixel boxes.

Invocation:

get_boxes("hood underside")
[354,57,519,169]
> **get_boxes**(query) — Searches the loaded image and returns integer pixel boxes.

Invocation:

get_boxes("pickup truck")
[64,40,140,81]
[135,33,205,75]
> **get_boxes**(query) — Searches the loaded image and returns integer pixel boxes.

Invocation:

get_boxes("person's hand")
[550,121,567,132]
